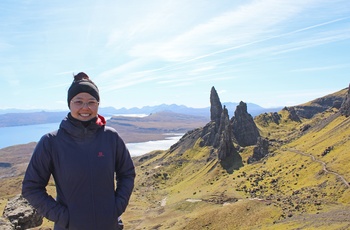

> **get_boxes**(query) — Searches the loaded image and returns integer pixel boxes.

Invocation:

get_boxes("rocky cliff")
[247,137,269,163]
[293,88,347,119]
[340,83,350,117]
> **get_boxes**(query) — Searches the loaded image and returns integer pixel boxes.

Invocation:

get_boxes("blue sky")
[1,0,349,111]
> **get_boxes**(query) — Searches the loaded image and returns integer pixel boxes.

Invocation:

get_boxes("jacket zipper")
[84,127,97,229]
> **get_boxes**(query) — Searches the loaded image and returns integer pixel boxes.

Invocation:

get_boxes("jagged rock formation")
[170,86,244,172]
[200,88,230,149]
[270,112,282,124]
[247,137,269,163]
[216,106,243,172]
[2,195,43,230]
[283,107,301,122]
[340,83,350,117]
[231,101,260,147]
[210,86,222,123]
[216,106,233,158]
[200,88,243,171]
[256,112,281,126]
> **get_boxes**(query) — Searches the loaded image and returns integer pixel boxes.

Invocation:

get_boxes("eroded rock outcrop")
[200,88,244,171]
[201,87,225,148]
[216,106,243,172]
[210,86,223,123]
[283,107,301,122]
[173,87,243,171]
[231,101,260,147]
[340,83,350,117]
[2,195,43,230]
[247,137,269,163]
[170,86,265,172]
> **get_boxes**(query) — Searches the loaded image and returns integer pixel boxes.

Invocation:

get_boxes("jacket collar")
[59,113,106,141]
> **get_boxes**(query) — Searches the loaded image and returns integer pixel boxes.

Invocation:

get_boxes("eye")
[88,101,98,107]
[73,100,84,106]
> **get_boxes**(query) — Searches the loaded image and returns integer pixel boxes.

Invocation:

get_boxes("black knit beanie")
[67,72,100,108]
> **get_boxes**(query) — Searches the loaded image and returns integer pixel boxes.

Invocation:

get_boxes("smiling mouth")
[79,113,91,117]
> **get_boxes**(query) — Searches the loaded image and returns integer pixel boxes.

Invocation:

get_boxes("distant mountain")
[100,103,282,118]
[0,103,282,127]
[0,111,67,127]
[0,108,50,114]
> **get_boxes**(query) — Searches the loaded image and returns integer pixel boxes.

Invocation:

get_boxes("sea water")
[0,123,183,157]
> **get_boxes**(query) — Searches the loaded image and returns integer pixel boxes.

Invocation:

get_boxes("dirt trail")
[288,148,349,188]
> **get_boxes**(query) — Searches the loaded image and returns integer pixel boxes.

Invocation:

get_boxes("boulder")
[0,216,14,230]
[2,195,43,230]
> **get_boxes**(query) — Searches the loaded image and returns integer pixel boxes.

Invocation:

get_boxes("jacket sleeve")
[22,134,69,229]
[114,135,136,217]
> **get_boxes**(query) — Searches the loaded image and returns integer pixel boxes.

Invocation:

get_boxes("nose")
[82,102,90,108]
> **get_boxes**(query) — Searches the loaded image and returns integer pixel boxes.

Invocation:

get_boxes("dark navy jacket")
[22,114,135,230]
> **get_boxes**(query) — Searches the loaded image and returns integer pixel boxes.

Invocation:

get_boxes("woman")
[22,72,135,230]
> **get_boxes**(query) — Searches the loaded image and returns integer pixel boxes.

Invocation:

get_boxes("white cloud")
[291,64,350,72]
[127,0,319,62]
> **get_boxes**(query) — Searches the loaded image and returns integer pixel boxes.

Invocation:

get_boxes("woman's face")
[69,92,99,121]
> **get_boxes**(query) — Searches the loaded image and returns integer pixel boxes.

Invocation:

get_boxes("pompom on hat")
[67,72,100,108]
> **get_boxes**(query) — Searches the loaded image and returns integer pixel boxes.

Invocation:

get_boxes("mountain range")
[0,103,281,127]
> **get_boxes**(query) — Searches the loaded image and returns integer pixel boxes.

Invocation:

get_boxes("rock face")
[210,86,222,123]
[257,112,281,126]
[247,137,269,163]
[293,91,347,119]
[0,217,13,230]
[340,83,350,117]
[2,195,43,230]
[231,101,260,147]
[283,107,301,122]
[216,106,243,172]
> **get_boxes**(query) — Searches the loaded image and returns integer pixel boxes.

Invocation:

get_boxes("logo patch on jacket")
[97,152,104,157]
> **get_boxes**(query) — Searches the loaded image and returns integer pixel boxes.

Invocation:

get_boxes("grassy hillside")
[1,88,349,229]
[122,91,350,229]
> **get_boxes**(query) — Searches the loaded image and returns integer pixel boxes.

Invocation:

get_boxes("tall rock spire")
[231,101,260,147]
[217,106,243,172]
[210,86,222,122]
